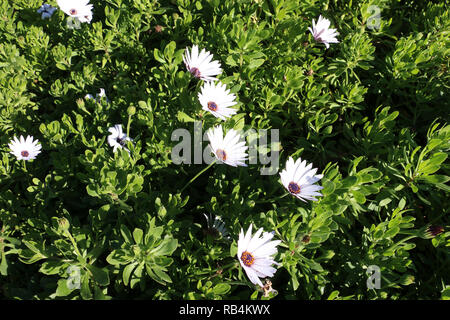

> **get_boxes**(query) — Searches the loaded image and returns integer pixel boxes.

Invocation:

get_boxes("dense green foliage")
[0,0,449,300]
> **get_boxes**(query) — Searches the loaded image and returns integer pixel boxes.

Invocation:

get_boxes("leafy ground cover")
[0,0,449,300]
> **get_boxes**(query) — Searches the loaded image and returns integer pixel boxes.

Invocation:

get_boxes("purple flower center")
[240,251,255,267]
[189,67,201,78]
[216,149,227,161]
[21,150,29,157]
[116,137,126,147]
[69,8,77,15]
[288,182,301,194]
[314,29,325,42]
[207,101,218,111]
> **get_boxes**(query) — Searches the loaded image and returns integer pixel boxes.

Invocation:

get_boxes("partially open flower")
[107,124,132,153]
[85,88,108,103]
[203,213,230,240]
[425,225,444,238]
[308,15,339,49]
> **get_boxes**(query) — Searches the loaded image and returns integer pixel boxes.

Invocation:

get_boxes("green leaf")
[287,78,303,89]
[86,265,110,286]
[176,111,195,123]
[123,262,138,286]
[417,175,450,185]
[106,249,133,266]
[341,176,357,189]
[418,153,447,175]
[152,266,172,284]
[55,279,74,297]
[120,225,133,244]
[133,228,144,244]
[0,252,8,276]
[154,48,165,63]
[39,260,66,275]
[213,283,231,295]
[152,238,178,256]
[351,190,366,204]
[384,227,400,239]
[86,185,98,197]
[80,274,93,300]
[327,290,340,300]
[322,179,335,195]
[442,287,450,300]
[247,58,265,70]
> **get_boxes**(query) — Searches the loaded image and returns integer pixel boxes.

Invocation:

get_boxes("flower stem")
[22,160,27,173]
[180,160,216,194]
[256,192,289,204]
[126,114,132,138]
[65,230,84,262]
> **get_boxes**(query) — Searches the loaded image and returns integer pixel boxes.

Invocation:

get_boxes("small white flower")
[198,81,237,120]
[56,0,93,23]
[203,213,230,240]
[97,88,106,99]
[107,124,132,153]
[37,4,57,19]
[8,136,42,161]
[183,45,222,81]
[279,157,324,202]
[237,224,281,288]
[85,88,108,103]
[206,125,248,167]
[308,15,339,49]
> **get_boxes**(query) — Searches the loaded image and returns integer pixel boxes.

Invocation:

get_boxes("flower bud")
[58,217,70,232]
[400,274,415,286]
[127,105,136,116]
[425,225,444,238]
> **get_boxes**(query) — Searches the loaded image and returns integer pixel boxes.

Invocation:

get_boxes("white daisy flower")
[183,45,222,81]
[237,224,281,288]
[206,125,248,167]
[203,213,230,240]
[37,4,57,19]
[8,136,42,161]
[279,157,324,202]
[308,15,339,49]
[56,0,93,23]
[198,81,237,120]
[107,124,132,153]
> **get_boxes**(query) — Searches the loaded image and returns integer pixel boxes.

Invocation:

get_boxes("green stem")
[197,261,239,277]
[220,261,239,271]
[22,160,27,173]
[65,231,84,262]
[126,114,132,138]
[256,192,290,204]
[180,160,216,194]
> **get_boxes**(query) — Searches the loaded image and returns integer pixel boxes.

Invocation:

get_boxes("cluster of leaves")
[0,0,448,300]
